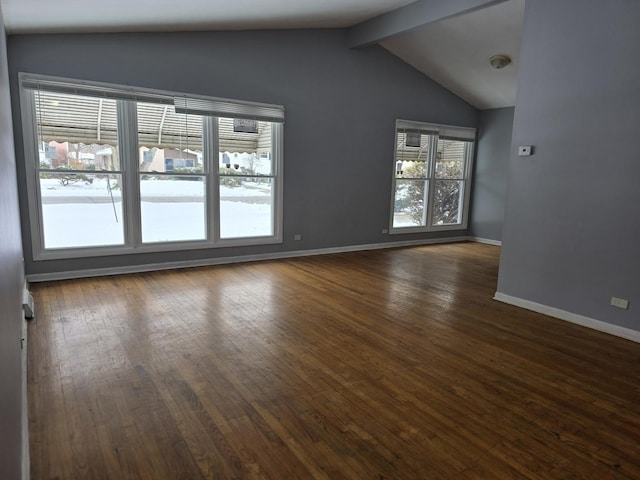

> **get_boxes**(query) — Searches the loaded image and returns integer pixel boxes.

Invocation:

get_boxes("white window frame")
[389,119,475,234]
[19,73,285,260]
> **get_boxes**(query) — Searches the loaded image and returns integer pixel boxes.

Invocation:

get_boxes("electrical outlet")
[382,229,388,234]
[611,297,629,310]
[294,234,301,241]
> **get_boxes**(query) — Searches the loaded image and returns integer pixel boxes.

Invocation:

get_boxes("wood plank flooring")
[28,242,640,479]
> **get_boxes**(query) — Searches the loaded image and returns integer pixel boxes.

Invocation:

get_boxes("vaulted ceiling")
[1,0,524,109]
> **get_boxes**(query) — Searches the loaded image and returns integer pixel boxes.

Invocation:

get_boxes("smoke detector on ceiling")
[489,54,512,69]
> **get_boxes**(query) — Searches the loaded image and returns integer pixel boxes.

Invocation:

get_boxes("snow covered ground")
[39,178,272,248]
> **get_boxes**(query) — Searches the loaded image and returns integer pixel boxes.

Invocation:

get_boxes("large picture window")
[19,74,284,259]
[390,120,475,233]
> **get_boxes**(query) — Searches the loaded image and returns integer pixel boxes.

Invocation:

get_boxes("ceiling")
[381,0,525,109]
[0,0,417,33]
[0,0,524,109]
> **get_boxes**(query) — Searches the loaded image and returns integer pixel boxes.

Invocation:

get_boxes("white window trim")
[19,73,284,261]
[389,119,475,235]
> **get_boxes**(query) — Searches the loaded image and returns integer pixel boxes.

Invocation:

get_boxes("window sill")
[388,224,467,235]
[33,235,283,261]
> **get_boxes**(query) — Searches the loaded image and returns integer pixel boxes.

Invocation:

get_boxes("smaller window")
[390,120,475,233]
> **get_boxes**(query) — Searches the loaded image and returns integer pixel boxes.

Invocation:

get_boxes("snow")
[392,214,419,227]
[40,177,122,198]
[40,177,270,198]
[42,202,125,248]
[141,202,206,243]
[40,178,273,248]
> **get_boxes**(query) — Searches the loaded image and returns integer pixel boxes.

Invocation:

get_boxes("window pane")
[395,131,430,179]
[219,118,273,176]
[220,177,273,239]
[35,91,120,171]
[432,180,463,226]
[393,179,428,228]
[40,173,124,248]
[137,103,206,243]
[138,103,204,173]
[39,142,120,172]
[140,176,206,243]
[435,139,467,179]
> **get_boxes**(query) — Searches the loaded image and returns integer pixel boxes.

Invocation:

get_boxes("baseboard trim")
[469,236,502,246]
[22,281,34,319]
[21,312,30,480]
[494,292,640,344]
[27,236,467,282]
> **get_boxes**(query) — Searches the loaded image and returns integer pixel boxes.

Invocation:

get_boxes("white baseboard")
[21,312,29,480]
[22,281,34,319]
[469,236,502,246]
[494,292,640,344]
[26,236,467,282]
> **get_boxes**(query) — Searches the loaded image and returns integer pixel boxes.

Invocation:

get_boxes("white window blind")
[173,97,285,123]
[396,120,475,142]
[20,73,285,149]
[33,90,119,145]
[20,73,173,104]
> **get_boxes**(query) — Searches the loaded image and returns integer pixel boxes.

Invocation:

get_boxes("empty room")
[1,0,639,478]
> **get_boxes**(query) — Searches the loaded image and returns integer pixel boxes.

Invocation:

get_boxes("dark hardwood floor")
[28,243,640,479]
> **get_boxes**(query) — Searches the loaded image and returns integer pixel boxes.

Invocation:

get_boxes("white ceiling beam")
[347,0,508,48]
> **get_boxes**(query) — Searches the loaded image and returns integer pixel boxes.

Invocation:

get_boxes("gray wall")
[0,4,27,480]
[8,29,477,277]
[470,107,513,242]
[498,0,640,329]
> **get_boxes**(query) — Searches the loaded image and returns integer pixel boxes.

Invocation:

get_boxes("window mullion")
[425,135,438,228]
[272,122,284,240]
[21,89,47,258]
[459,142,475,228]
[210,117,221,242]
[389,129,401,231]
[118,100,142,247]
